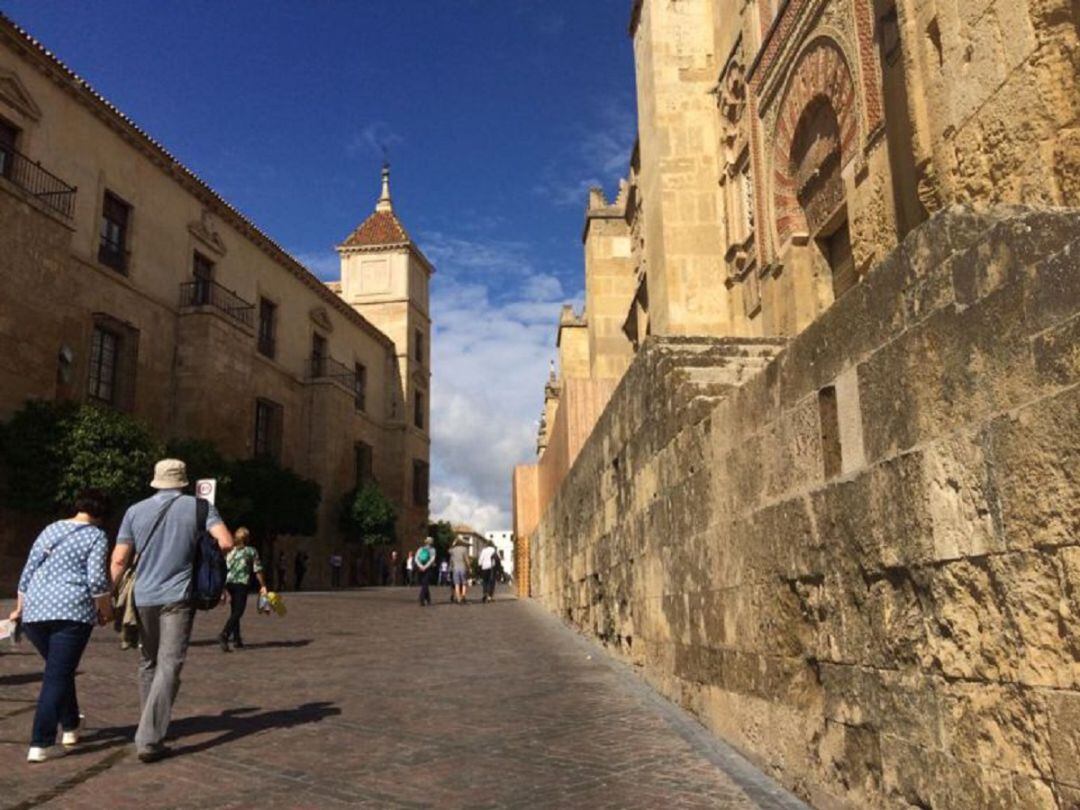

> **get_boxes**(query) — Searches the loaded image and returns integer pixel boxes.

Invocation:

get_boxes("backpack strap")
[196,497,209,532]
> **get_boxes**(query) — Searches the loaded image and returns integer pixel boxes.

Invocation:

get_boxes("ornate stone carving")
[309,306,333,332]
[771,37,858,246]
[188,208,226,255]
[0,68,41,120]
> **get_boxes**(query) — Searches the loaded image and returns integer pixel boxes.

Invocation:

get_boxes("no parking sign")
[195,478,217,505]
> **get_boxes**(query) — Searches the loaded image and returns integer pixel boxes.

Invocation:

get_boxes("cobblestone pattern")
[0,589,804,809]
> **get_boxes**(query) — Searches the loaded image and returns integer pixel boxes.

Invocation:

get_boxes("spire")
[376,163,393,213]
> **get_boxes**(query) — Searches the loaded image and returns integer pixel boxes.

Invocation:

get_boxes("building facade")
[0,15,431,590]
[515,1,1080,806]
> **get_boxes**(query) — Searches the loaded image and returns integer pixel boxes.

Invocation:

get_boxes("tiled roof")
[0,12,395,350]
[340,210,412,249]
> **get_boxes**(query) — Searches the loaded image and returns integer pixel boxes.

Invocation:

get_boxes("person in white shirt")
[478,545,500,603]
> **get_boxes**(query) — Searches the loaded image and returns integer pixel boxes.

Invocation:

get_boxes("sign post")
[195,478,217,505]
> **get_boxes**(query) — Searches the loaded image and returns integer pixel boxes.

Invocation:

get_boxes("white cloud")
[293,250,340,282]
[430,485,510,532]
[348,121,404,161]
[533,99,637,208]
[423,233,575,533]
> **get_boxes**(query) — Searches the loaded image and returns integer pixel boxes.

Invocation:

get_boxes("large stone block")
[986,385,1080,550]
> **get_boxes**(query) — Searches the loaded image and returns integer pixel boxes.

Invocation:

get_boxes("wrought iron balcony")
[0,145,77,218]
[306,355,358,390]
[179,279,255,329]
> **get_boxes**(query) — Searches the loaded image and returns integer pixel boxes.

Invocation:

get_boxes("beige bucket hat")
[150,458,189,489]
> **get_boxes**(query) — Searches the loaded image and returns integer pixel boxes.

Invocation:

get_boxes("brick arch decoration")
[771,37,859,247]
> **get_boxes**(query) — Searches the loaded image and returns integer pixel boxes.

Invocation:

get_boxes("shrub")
[341,483,397,546]
[0,400,162,516]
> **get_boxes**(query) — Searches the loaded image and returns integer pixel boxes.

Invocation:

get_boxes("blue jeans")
[22,620,93,747]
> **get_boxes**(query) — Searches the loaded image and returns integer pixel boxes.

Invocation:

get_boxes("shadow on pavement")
[0,672,42,687]
[188,638,313,650]
[73,702,341,758]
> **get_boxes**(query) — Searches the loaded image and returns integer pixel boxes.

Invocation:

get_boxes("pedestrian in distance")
[449,537,472,605]
[438,558,449,586]
[415,537,436,606]
[109,459,234,764]
[405,551,415,586]
[276,551,287,592]
[9,488,114,763]
[390,549,400,586]
[479,544,499,603]
[294,550,308,592]
[329,552,343,588]
[219,528,267,652]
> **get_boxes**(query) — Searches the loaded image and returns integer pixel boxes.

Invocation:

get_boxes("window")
[414,329,424,364]
[355,441,373,487]
[98,192,130,272]
[412,459,429,506]
[820,216,857,300]
[258,298,276,358]
[253,398,283,460]
[88,326,119,405]
[414,390,424,430]
[0,119,17,179]
[311,333,327,377]
[354,362,367,412]
[87,315,138,410]
[192,252,214,306]
[818,386,842,479]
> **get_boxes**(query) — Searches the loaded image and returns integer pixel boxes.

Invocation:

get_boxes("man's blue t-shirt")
[117,490,223,607]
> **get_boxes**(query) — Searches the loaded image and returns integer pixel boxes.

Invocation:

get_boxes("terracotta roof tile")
[340,210,412,248]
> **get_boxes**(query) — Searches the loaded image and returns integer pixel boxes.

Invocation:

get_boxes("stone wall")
[528,207,1080,808]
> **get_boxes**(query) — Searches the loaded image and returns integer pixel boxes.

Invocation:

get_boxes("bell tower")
[336,165,433,533]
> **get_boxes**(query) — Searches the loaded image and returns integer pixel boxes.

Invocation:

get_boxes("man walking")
[448,538,472,605]
[478,544,499,603]
[329,552,343,588]
[110,459,233,763]
[415,537,436,606]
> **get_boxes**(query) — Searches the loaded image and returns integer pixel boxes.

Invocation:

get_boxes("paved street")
[0,589,805,809]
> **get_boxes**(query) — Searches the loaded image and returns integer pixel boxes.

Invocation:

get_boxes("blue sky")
[4,1,638,530]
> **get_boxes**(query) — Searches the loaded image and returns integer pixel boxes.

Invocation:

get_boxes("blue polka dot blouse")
[17,520,111,625]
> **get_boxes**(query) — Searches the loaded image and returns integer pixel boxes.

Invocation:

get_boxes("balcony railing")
[0,146,77,219]
[306,355,358,390]
[179,280,255,329]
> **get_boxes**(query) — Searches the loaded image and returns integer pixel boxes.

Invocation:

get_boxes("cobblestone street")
[0,589,805,809]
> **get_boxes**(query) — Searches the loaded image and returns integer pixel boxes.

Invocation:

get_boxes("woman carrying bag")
[218,527,267,652]
[8,489,113,763]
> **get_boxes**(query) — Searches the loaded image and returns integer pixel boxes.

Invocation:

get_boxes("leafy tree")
[165,438,320,539]
[341,483,397,546]
[230,457,320,538]
[428,520,455,560]
[0,400,162,516]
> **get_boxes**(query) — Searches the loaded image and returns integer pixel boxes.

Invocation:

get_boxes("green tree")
[165,438,321,538]
[0,400,162,516]
[428,520,455,560]
[341,483,397,547]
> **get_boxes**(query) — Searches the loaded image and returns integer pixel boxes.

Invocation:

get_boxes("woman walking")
[9,489,113,763]
[219,527,267,652]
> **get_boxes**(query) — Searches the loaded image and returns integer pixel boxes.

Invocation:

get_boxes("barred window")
[88,326,119,404]
[354,362,367,412]
[412,459,429,506]
[254,398,283,460]
[98,192,130,273]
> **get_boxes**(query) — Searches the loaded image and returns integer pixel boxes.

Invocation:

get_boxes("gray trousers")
[134,601,194,753]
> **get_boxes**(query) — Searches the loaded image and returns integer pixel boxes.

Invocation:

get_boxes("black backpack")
[191,498,226,610]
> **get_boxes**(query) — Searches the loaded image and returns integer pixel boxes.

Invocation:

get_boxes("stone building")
[516,0,1080,806]
[0,14,431,590]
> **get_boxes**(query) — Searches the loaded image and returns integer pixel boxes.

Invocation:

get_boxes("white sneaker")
[61,729,80,747]
[27,745,67,763]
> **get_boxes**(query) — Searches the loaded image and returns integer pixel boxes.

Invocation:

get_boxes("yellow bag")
[266,591,286,617]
